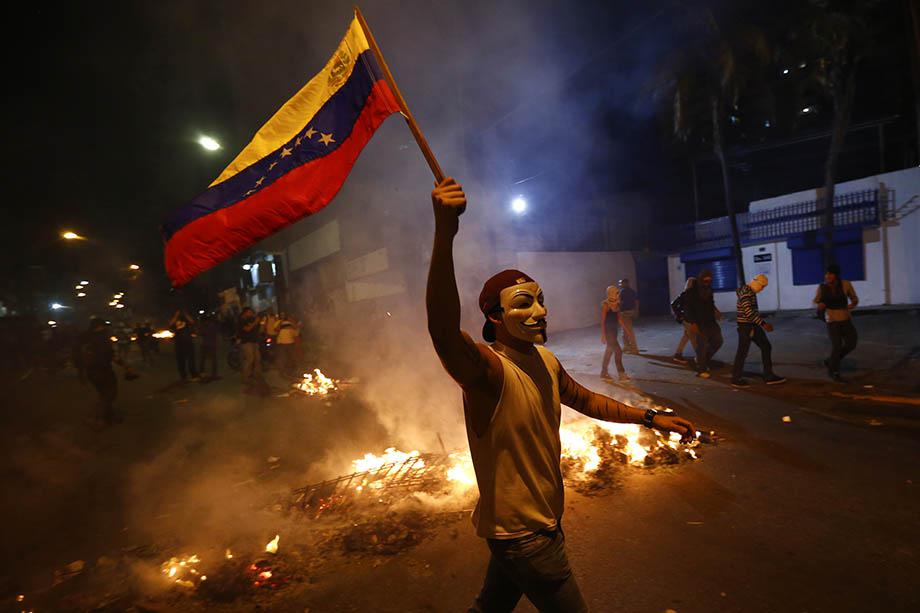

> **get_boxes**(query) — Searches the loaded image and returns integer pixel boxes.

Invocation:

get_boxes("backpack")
[671,290,687,323]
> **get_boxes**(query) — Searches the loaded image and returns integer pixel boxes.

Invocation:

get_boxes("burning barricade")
[290,417,711,518]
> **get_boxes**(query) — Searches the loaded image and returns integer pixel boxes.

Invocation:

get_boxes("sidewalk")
[548,308,920,430]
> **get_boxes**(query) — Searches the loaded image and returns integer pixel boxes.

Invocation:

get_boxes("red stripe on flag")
[165,80,399,287]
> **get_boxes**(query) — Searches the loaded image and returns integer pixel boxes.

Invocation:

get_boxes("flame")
[352,448,422,473]
[224,548,233,560]
[152,330,174,339]
[160,554,201,588]
[293,368,338,396]
[265,534,279,554]
[446,452,476,487]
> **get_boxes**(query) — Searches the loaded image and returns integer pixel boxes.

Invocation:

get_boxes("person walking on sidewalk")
[617,278,640,354]
[600,285,629,381]
[671,277,699,364]
[683,269,723,378]
[731,274,786,387]
[814,264,859,382]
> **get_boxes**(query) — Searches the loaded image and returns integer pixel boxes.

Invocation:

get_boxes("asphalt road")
[0,310,917,612]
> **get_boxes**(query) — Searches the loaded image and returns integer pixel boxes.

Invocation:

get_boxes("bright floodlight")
[50,303,64,310]
[198,135,221,151]
[61,231,83,240]
[511,196,528,215]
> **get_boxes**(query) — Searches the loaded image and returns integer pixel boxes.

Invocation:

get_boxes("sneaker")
[696,371,711,379]
[765,375,786,385]
[618,372,630,382]
[600,372,613,380]
[731,378,750,388]
[672,354,688,364]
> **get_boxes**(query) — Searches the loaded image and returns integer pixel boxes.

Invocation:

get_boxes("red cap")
[478,269,534,341]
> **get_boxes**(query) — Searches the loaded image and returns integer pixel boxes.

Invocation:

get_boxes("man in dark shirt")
[169,310,199,382]
[238,308,268,395]
[617,278,640,354]
[198,313,220,380]
[682,269,723,378]
[73,318,122,425]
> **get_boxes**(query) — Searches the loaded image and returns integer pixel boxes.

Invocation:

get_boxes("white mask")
[496,282,547,344]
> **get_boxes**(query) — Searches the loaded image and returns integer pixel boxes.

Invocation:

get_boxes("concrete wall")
[516,251,636,332]
[669,167,920,313]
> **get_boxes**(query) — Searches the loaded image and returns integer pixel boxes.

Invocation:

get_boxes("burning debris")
[265,534,280,554]
[152,329,174,339]
[291,420,711,517]
[292,368,338,396]
[160,553,206,589]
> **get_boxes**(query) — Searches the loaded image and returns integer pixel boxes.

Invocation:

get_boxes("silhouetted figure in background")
[814,264,859,382]
[169,310,199,382]
[683,269,723,378]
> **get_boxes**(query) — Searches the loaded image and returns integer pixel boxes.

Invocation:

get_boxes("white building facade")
[668,167,920,313]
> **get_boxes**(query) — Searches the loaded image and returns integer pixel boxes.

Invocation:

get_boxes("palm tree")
[661,10,771,286]
[785,0,879,266]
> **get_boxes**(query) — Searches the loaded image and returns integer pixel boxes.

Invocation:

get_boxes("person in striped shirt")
[731,274,786,387]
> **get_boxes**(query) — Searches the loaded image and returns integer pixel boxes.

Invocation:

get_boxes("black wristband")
[642,408,659,429]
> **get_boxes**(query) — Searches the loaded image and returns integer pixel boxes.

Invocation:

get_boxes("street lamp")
[511,196,528,215]
[61,231,85,240]
[198,135,221,151]
[50,302,65,311]
[77,292,87,298]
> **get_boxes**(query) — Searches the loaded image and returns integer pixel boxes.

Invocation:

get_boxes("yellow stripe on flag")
[210,17,371,187]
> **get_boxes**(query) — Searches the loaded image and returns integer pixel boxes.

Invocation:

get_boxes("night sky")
[3,0,915,307]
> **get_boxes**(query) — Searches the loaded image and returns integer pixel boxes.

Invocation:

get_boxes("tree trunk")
[711,95,745,286]
[822,68,857,268]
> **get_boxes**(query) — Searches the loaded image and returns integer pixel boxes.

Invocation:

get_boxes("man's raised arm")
[426,178,500,388]
[557,361,696,440]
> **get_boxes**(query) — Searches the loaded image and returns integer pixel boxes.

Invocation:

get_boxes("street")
[0,309,917,612]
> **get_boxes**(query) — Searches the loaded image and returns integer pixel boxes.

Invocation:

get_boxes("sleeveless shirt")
[464,342,564,539]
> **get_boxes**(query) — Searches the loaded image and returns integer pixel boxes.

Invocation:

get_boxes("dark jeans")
[199,343,218,378]
[469,527,588,613]
[827,320,858,373]
[175,339,198,380]
[694,322,723,371]
[732,324,774,380]
[601,315,624,375]
[87,368,118,423]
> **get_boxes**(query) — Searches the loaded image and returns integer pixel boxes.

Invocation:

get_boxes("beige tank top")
[464,342,564,539]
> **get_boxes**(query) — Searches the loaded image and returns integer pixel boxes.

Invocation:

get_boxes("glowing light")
[198,135,221,151]
[115,304,126,309]
[242,264,251,271]
[61,231,84,240]
[47,320,57,326]
[110,336,118,342]
[511,196,527,215]
[79,280,89,285]
[152,330,175,339]
[77,292,86,298]
[50,302,64,310]
[265,534,280,554]
[128,264,140,270]
[801,106,814,114]
[293,368,338,396]
[782,68,790,75]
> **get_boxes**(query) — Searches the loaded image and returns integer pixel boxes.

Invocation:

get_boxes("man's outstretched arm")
[557,362,696,440]
[426,178,501,389]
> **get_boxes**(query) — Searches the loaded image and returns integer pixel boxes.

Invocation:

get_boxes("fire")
[293,368,338,396]
[353,447,422,473]
[160,554,202,589]
[265,534,279,554]
[224,548,234,560]
[445,452,476,487]
[152,329,174,339]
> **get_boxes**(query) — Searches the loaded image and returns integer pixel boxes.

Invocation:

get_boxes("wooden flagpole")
[354,6,446,183]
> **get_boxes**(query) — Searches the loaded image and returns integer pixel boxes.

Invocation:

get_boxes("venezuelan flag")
[162,16,400,287]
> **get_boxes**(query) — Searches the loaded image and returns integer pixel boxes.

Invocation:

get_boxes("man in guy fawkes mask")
[426,177,697,612]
